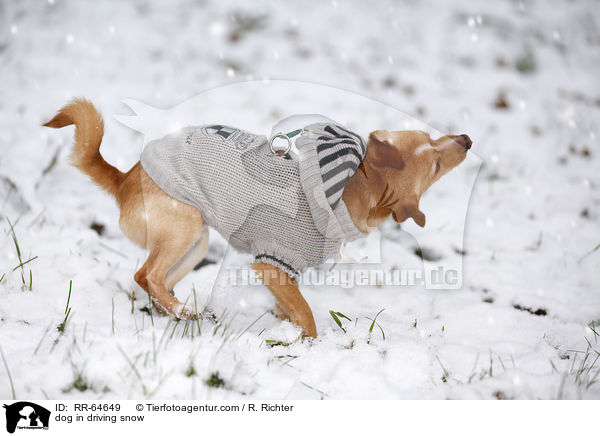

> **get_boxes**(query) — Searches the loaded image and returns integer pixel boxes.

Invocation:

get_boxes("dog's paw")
[150,298,169,316]
[273,303,290,321]
[173,303,199,320]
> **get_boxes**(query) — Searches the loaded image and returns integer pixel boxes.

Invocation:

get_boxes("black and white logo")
[3,402,50,434]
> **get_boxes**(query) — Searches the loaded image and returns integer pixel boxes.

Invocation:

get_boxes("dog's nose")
[454,134,472,150]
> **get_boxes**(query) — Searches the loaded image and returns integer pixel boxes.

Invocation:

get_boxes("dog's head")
[364,129,471,228]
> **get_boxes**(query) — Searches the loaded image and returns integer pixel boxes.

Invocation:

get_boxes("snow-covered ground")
[1,0,599,400]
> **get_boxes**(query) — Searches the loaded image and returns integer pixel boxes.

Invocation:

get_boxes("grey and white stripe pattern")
[312,124,366,210]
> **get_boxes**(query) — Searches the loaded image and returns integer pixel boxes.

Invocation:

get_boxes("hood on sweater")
[296,122,366,242]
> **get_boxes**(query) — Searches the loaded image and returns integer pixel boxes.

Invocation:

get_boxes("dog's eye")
[434,158,441,175]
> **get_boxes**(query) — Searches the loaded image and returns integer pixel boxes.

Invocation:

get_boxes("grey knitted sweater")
[140,122,366,278]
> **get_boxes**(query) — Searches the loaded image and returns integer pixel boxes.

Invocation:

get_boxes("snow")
[0,0,599,400]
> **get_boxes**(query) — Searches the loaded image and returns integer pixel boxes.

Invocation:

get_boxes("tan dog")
[44,98,471,338]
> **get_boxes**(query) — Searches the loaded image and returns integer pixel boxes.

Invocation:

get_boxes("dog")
[44,98,471,338]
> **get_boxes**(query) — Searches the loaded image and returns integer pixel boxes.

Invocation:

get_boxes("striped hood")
[296,123,366,242]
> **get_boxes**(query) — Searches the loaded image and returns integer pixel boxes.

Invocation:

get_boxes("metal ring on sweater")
[269,133,292,155]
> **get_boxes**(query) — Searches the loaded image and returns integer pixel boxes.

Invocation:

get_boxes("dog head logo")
[3,402,50,434]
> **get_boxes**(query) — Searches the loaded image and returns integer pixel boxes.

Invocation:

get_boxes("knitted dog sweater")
[140,122,366,278]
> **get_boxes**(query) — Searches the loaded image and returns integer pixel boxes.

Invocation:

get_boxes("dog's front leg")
[251,263,317,338]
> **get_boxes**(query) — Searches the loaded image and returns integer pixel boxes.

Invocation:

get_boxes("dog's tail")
[43,98,124,197]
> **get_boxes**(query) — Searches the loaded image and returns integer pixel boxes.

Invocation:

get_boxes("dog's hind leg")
[134,263,149,293]
[141,228,205,319]
[164,225,209,293]
[123,165,206,318]
[251,263,317,338]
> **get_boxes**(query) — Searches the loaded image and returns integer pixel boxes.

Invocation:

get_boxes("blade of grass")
[147,292,154,327]
[7,217,25,285]
[192,286,201,336]
[111,297,115,334]
[366,308,385,344]
[158,319,173,350]
[235,311,268,340]
[117,345,147,396]
[33,322,52,355]
[7,217,23,263]
[300,381,329,398]
[0,344,16,400]
[57,280,73,333]
[329,310,350,333]
[579,242,600,263]
[65,280,72,314]
[436,355,450,382]
[12,255,38,271]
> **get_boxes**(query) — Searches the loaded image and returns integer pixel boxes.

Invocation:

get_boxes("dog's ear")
[391,198,426,227]
[367,130,405,170]
[369,130,392,145]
